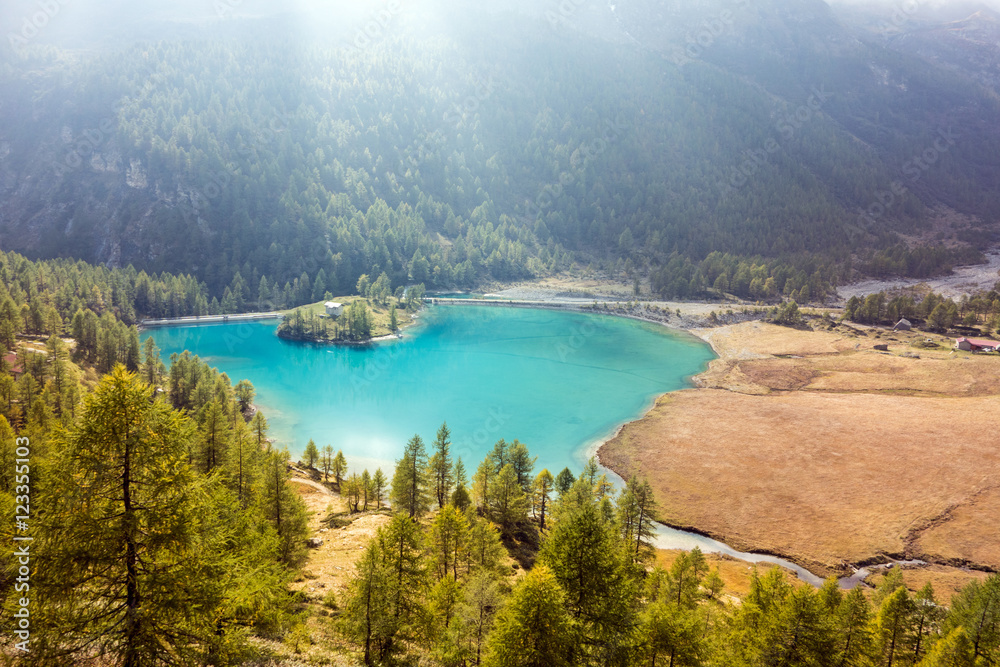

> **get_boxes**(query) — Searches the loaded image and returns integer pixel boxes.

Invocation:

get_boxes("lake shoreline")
[427,298,880,586]
[144,303,712,490]
[143,297,880,586]
[276,329,406,346]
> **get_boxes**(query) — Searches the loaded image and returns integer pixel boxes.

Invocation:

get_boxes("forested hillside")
[2,0,999,305]
[0,256,312,661]
[0,209,997,664]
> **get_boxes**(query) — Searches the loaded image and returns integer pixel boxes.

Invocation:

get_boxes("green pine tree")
[333,449,347,486]
[263,448,310,566]
[532,469,554,531]
[303,439,319,469]
[555,467,576,495]
[391,434,431,518]
[430,421,454,509]
[940,573,1000,665]
[431,505,469,581]
[31,367,233,663]
[341,536,395,666]
[483,565,574,667]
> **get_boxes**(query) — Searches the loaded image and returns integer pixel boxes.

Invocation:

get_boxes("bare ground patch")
[288,478,392,601]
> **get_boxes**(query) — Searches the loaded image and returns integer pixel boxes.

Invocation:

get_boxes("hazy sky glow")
[827,0,1000,10]
[3,0,999,53]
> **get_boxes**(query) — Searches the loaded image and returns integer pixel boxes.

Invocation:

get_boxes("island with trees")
[277,275,426,344]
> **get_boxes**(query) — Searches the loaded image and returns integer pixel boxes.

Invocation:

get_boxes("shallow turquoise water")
[144,306,714,476]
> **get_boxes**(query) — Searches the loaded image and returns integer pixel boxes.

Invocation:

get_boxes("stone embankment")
[139,312,283,327]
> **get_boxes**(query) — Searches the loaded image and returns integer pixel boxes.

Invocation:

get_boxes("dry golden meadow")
[602,321,1000,589]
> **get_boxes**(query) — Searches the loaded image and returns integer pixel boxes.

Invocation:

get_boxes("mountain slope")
[0,0,998,301]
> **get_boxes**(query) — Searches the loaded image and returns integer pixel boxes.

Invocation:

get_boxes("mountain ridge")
[1,0,998,301]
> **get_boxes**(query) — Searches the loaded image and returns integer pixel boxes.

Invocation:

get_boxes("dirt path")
[288,476,336,496]
[287,475,392,599]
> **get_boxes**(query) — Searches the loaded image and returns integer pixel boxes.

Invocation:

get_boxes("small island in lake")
[277,281,425,344]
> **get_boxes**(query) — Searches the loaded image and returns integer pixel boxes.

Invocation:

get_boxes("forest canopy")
[3,1,999,304]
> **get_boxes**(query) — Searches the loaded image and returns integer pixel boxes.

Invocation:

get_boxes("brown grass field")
[601,321,1000,579]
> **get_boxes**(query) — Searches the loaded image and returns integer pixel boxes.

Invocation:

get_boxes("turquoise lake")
[144,306,715,477]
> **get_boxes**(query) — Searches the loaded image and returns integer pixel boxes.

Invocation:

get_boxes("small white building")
[324,301,344,318]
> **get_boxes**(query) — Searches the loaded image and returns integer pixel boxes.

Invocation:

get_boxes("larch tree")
[836,587,877,667]
[555,467,575,495]
[227,419,257,508]
[430,505,469,581]
[378,513,427,653]
[140,336,164,386]
[429,421,454,509]
[719,567,834,667]
[333,449,347,487]
[616,475,657,563]
[342,536,395,666]
[429,576,463,638]
[389,304,399,332]
[263,447,309,566]
[303,439,319,469]
[453,456,468,489]
[472,457,494,512]
[507,440,536,491]
[483,565,574,667]
[344,473,362,513]
[910,583,945,664]
[941,573,1000,665]
[452,483,472,512]
[250,410,269,449]
[32,366,228,664]
[372,468,387,509]
[765,585,837,667]
[657,548,708,610]
[391,434,431,518]
[877,586,917,667]
[488,439,509,473]
[234,378,255,413]
[198,398,231,473]
[538,478,638,664]
[531,469,554,531]
[636,599,704,667]
[320,444,334,481]
[918,627,976,667]
[455,571,504,666]
[464,516,508,576]
[361,469,372,511]
[0,414,16,493]
[489,464,529,536]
